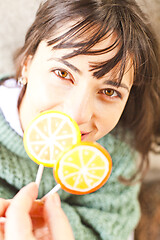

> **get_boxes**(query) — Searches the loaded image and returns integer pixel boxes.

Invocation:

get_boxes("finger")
[5,182,38,240]
[0,199,11,239]
[30,200,44,218]
[0,199,10,217]
[7,183,38,213]
[0,200,7,240]
[44,193,75,240]
[0,224,5,240]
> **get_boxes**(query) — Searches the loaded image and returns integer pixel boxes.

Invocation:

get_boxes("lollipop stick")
[45,184,61,197]
[35,164,44,187]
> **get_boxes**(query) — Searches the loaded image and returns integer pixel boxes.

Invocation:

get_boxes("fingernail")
[49,193,61,207]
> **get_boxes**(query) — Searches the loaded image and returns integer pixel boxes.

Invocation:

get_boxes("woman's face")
[19,33,133,141]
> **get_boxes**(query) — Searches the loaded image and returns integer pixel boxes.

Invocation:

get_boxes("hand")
[0,183,74,240]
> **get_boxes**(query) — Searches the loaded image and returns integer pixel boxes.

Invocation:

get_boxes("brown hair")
[13,0,160,182]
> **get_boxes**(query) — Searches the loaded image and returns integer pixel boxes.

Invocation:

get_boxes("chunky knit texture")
[0,109,141,240]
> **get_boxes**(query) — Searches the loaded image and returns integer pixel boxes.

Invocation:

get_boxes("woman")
[0,0,159,239]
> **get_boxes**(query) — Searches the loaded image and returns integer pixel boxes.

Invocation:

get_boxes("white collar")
[0,79,23,136]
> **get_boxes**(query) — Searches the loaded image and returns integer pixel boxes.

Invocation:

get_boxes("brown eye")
[53,69,74,84]
[103,89,115,96]
[99,88,121,98]
[57,70,68,78]
[54,69,73,81]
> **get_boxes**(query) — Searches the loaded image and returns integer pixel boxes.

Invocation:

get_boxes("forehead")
[46,19,120,52]
[31,21,133,84]
[40,23,120,60]
[32,38,133,89]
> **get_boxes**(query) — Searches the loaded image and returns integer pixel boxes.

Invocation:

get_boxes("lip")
[80,131,91,140]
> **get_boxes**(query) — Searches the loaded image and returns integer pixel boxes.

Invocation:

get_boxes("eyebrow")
[104,80,130,92]
[48,58,82,74]
[48,57,130,91]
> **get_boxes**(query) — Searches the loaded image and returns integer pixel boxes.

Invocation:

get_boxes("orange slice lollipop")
[54,142,112,194]
[23,110,81,167]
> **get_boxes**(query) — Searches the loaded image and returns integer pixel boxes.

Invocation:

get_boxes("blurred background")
[0,0,160,239]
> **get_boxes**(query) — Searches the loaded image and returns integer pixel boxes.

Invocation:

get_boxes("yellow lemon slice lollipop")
[54,142,112,195]
[23,110,81,167]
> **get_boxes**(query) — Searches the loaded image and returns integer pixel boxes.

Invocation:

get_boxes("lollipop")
[47,141,112,195]
[23,110,81,185]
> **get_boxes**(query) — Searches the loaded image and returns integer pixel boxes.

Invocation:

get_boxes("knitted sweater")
[0,88,141,240]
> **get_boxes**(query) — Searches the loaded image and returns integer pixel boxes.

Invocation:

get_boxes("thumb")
[5,183,38,240]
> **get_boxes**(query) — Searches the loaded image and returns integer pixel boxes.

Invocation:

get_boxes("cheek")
[26,78,69,114]
[99,115,118,134]
[97,103,126,134]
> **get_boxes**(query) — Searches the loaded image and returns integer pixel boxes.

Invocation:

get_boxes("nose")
[62,89,93,125]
